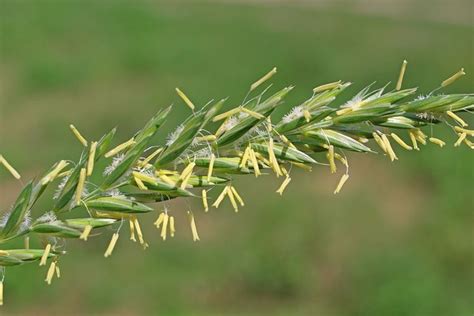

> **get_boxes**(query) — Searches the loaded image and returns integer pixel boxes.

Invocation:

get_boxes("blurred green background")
[0,0,473,315]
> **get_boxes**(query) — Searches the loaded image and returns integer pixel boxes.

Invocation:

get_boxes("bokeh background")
[1,0,473,315]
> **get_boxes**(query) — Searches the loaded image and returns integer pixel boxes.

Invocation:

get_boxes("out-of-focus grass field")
[0,0,473,315]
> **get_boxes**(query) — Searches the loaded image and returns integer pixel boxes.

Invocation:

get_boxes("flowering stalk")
[0,64,473,304]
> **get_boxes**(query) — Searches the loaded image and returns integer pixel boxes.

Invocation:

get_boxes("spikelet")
[313,80,342,93]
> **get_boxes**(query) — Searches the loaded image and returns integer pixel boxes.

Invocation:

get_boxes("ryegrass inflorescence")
[0,64,473,305]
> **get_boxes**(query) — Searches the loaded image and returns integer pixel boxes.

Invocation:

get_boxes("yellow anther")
[230,186,245,206]
[180,171,192,190]
[390,133,413,150]
[212,186,229,208]
[429,137,446,147]
[239,146,251,169]
[202,189,209,212]
[129,218,136,242]
[303,110,311,123]
[212,107,242,122]
[154,213,165,228]
[104,233,120,258]
[454,132,467,147]
[249,149,261,177]
[276,176,292,195]
[396,60,408,90]
[372,132,387,153]
[446,111,468,127]
[140,147,163,167]
[175,87,195,111]
[105,138,135,158]
[169,216,175,237]
[454,126,474,136]
[334,174,350,194]
[74,168,87,205]
[327,145,336,173]
[381,134,398,161]
[226,186,239,212]
[207,153,215,182]
[313,80,342,93]
[0,155,21,179]
[441,68,466,87]
[133,218,147,248]
[69,124,88,147]
[79,225,93,241]
[179,162,196,181]
[160,213,169,240]
[134,176,148,190]
[159,174,176,186]
[241,107,265,119]
[268,138,282,176]
[45,261,56,285]
[87,141,97,176]
[39,244,52,266]
[195,135,217,143]
[250,67,277,91]
[41,160,68,185]
[187,211,200,241]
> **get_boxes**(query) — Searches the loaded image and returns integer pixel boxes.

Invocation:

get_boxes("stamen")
[133,218,147,248]
[39,244,51,266]
[226,186,239,212]
[396,60,408,90]
[79,225,93,241]
[241,107,265,119]
[0,281,3,306]
[313,80,342,93]
[381,134,398,161]
[276,176,292,195]
[202,190,209,212]
[175,88,195,111]
[154,213,165,228]
[454,126,474,136]
[390,133,413,150]
[195,135,217,143]
[129,219,136,242]
[180,171,192,190]
[41,160,68,184]
[187,211,200,241]
[160,213,169,240]
[327,145,336,173]
[249,149,261,177]
[334,174,350,194]
[446,111,468,127]
[303,110,311,123]
[74,168,87,205]
[429,137,446,147]
[207,154,215,181]
[213,107,242,122]
[179,162,196,181]
[0,155,21,179]
[230,186,245,206]
[104,233,120,258]
[140,147,163,167]
[69,124,88,147]
[239,146,251,169]
[169,216,175,237]
[441,68,466,87]
[45,261,56,285]
[268,138,282,176]
[250,67,277,91]
[372,132,387,153]
[105,138,135,158]
[454,132,467,147]
[134,176,148,190]
[87,141,97,176]
[159,174,176,186]
[212,186,229,208]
